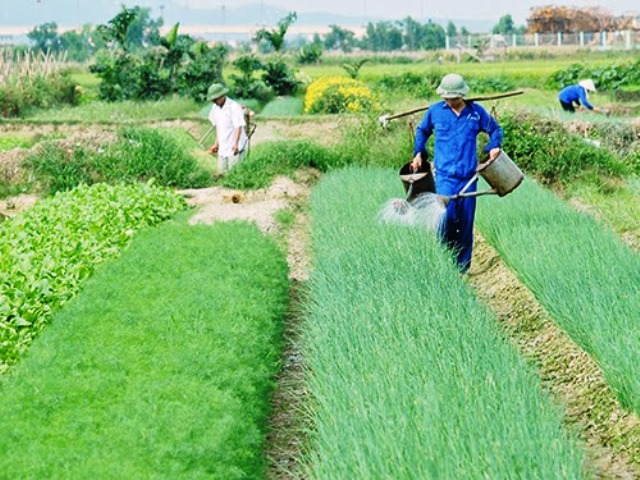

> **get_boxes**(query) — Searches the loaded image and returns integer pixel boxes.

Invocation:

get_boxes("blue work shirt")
[413,100,503,180]
[558,85,594,110]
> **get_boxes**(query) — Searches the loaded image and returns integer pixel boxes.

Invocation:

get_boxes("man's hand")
[488,147,501,160]
[210,143,219,154]
[410,153,422,172]
[232,145,239,156]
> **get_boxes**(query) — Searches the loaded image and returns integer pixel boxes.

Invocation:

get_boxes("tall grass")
[22,96,201,123]
[26,126,212,194]
[303,167,586,478]
[0,221,289,478]
[0,50,77,117]
[476,179,640,413]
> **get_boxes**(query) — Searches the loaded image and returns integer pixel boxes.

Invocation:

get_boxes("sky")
[175,0,640,25]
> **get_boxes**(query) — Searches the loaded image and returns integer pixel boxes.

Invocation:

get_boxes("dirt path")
[468,233,640,479]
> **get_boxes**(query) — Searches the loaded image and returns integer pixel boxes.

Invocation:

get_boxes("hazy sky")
[176,0,640,24]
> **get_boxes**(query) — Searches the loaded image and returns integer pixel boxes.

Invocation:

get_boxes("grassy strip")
[0,220,289,479]
[259,97,304,117]
[476,179,640,413]
[565,178,640,250]
[0,182,187,372]
[304,167,586,478]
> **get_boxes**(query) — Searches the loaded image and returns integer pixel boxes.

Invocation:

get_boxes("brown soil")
[250,119,343,147]
[0,193,39,220]
[468,233,640,479]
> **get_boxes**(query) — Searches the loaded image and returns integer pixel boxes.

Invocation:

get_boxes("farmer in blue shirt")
[558,79,597,112]
[410,73,503,272]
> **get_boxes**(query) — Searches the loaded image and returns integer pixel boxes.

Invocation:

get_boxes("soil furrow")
[468,232,640,479]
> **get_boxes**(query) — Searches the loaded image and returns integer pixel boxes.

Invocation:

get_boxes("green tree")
[96,5,161,52]
[446,21,457,38]
[27,22,61,53]
[423,21,446,50]
[255,12,297,52]
[324,24,356,53]
[361,21,403,51]
[492,14,515,34]
[298,36,323,65]
[126,6,163,48]
[403,17,426,51]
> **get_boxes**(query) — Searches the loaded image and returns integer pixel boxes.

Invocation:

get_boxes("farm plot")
[0,220,289,479]
[303,167,586,479]
[476,179,640,415]
[0,182,186,372]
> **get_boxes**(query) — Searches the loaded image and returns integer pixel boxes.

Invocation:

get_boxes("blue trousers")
[436,175,477,272]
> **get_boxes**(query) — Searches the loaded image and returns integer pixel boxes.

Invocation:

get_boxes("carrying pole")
[379,90,524,125]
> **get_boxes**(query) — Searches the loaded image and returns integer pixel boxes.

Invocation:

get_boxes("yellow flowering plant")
[304,76,377,114]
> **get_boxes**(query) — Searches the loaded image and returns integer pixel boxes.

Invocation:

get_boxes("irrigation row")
[468,233,639,477]
[475,179,640,415]
[299,168,587,478]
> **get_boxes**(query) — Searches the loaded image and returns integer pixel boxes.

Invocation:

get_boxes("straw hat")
[207,83,228,101]
[436,73,469,98]
[579,79,596,92]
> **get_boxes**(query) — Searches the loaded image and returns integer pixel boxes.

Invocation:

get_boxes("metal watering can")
[399,151,524,204]
[399,156,435,202]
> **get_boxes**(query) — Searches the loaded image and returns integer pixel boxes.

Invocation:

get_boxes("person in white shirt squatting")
[207,83,248,173]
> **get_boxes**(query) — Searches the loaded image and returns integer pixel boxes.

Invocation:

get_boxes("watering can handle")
[454,188,497,199]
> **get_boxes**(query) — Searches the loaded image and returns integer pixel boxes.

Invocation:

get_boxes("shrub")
[229,54,274,103]
[0,72,79,118]
[304,76,377,114]
[548,59,640,91]
[500,112,629,183]
[297,42,323,65]
[261,57,299,96]
[376,71,440,97]
[90,36,228,102]
[26,127,211,195]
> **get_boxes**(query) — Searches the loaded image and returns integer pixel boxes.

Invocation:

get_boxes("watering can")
[399,151,524,204]
[399,154,435,201]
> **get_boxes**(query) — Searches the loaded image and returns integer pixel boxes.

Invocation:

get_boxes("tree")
[403,17,426,51]
[493,14,515,34]
[254,12,297,52]
[59,29,93,61]
[446,21,457,38]
[126,6,163,48]
[97,6,137,51]
[96,5,162,52]
[423,21,446,50]
[361,21,403,51]
[28,22,61,53]
[324,24,356,53]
